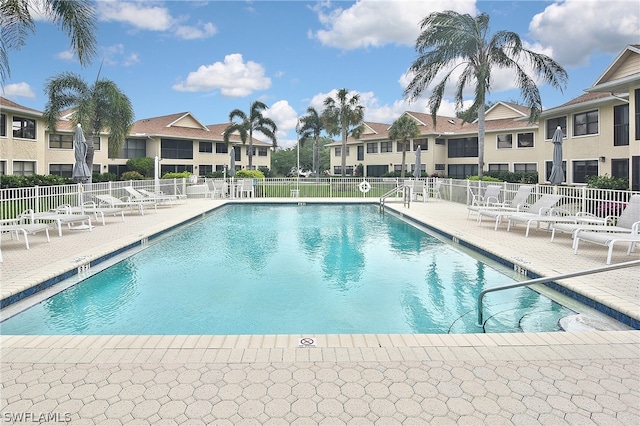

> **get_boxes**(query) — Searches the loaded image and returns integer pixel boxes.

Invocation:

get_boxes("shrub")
[126,157,155,177]
[93,172,116,182]
[468,175,502,182]
[586,174,629,190]
[484,170,538,184]
[0,174,72,189]
[162,171,191,179]
[235,169,265,179]
[120,171,145,180]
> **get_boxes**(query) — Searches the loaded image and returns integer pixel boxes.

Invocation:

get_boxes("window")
[366,142,378,153]
[546,117,567,139]
[611,158,629,182]
[366,165,388,176]
[496,134,512,149]
[199,165,213,176]
[0,160,6,174]
[161,138,193,159]
[544,160,566,182]
[334,147,350,156]
[572,160,598,183]
[233,147,241,161]
[517,132,534,148]
[380,141,392,152]
[393,164,407,173]
[448,164,477,178]
[435,138,445,145]
[199,142,213,153]
[396,141,410,152]
[13,161,36,175]
[514,163,537,173]
[613,104,629,146]
[49,164,73,178]
[12,116,36,139]
[333,165,354,175]
[92,137,101,151]
[448,137,478,158]
[357,145,364,161]
[215,143,228,153]
[414,138,428,151]
[635,89,640,140]
[119,138,146,158]
[573,110,598,136]
[49,134,74,149]
[0,114,6,136]
[161,164,193,175]
[488,163,509,171]
[258,147,268,157]
[435,164,445,171]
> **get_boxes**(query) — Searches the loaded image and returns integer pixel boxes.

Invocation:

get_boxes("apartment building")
[0,106,271,179]
[328,45,639,191]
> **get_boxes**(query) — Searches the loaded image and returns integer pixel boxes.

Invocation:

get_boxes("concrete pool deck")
[1,198,639,424]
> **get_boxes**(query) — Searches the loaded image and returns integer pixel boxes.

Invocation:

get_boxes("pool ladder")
[379,185,411,212]
[476,259,640,328]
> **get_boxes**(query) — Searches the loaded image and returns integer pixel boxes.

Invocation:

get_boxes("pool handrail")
[476,259,640,328]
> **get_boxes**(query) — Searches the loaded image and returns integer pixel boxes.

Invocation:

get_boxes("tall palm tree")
[321,88,364,177]
[223,101,277,170]
[0,0,97,84]
[388,114,421,179]
[297,106,324,176]
[404,11,568,180]
[43,72,134,183]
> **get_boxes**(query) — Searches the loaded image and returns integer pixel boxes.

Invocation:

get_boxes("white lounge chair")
[574,222,640,264]
[20,207,93,237]
[466,185,502,219]
[67,201,126,225]
[507,208,606,237]
[468,185,533,220]
[478,194,562,231]
[0,219,51,249]
[95,194,148,215]
[124,187,163,208]
[550,195,640,247]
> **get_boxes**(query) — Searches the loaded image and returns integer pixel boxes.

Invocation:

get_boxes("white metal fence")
[1,177,637,221]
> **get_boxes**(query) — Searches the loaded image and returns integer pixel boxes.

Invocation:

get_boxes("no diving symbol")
[298,337,316,347]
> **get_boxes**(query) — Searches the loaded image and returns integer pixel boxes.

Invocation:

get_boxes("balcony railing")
[0,177,637,221]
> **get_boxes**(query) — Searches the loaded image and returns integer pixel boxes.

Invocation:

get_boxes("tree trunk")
[248,138,254,170]
[85,134,96,184]
[477,103,486,181]
[313,136,319,177]
[400,141,406,179]
[341,130,347,177]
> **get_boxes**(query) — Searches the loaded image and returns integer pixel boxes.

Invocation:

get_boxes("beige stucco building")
[328,45,639,191]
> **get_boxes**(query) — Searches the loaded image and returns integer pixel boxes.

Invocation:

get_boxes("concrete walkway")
[1,198,639,424]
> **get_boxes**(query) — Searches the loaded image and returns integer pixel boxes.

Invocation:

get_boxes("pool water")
[0,204,574,334]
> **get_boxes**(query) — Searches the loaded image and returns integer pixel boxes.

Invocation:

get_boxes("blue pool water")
[0,204,573,334]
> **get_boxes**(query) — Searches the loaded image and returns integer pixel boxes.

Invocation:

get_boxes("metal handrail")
[477,259,640,327]
[379,186,400,212]
[379,185,412,211]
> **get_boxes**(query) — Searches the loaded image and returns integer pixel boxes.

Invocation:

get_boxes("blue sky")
[2,0,639,148]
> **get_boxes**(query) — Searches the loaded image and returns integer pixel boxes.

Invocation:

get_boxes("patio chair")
[466,185,502,219]
[573,221,640,264]
[94,194,147,215]
[468,185,533,220]
[413,180,428,202]
[550,194,640,248]
[431,179,442,200]
[236,179,254,198]
[123,187,162,209]
[20,207,93,237]
[205,179,228,199]
[0,217,51,250]
[507,208,606,237]
[478,194,562,231]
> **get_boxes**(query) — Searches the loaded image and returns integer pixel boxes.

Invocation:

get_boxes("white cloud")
[100,44,140,67]
[528,0,639,67]
[311,0,477,49]
[96,1,216,40]
[172,54,271,97]
[55,50,75,61]
[2,82,36,98]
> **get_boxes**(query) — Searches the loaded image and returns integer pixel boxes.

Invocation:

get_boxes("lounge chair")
[573,222,640,264]
[136,188,181,205]
[466,185,502,219]
[550,194,640,247]
[124,187,164,208]
[94,194,148,215]
[0,219,51,249]
[67,201,126,225]
[468,185,533,220]
[478,194,562,231]
[507,208,606,237]
[20,207,93,237]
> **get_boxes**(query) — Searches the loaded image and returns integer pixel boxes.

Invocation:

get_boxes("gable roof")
[586,44,640,94]
[540,91,617,117]
[0,96,42,115]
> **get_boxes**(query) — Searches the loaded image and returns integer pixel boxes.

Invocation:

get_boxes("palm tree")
[1,0,97,84]
[223,101,277,170]
[321,88,364,177]
[43,72,134,183]
[297,106,324,176]
[404,11,568,180]
[388,115,421,179]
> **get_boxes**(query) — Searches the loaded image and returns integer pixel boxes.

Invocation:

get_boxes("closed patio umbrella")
[229,147,236,177]
[413,146,422,179]
[72,124,91,183]
[548,126,564,185]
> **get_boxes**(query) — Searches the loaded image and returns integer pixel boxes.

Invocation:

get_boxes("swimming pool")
[0,204,574,334]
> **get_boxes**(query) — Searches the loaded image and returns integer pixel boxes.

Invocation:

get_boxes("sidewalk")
[1,198,639,424]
